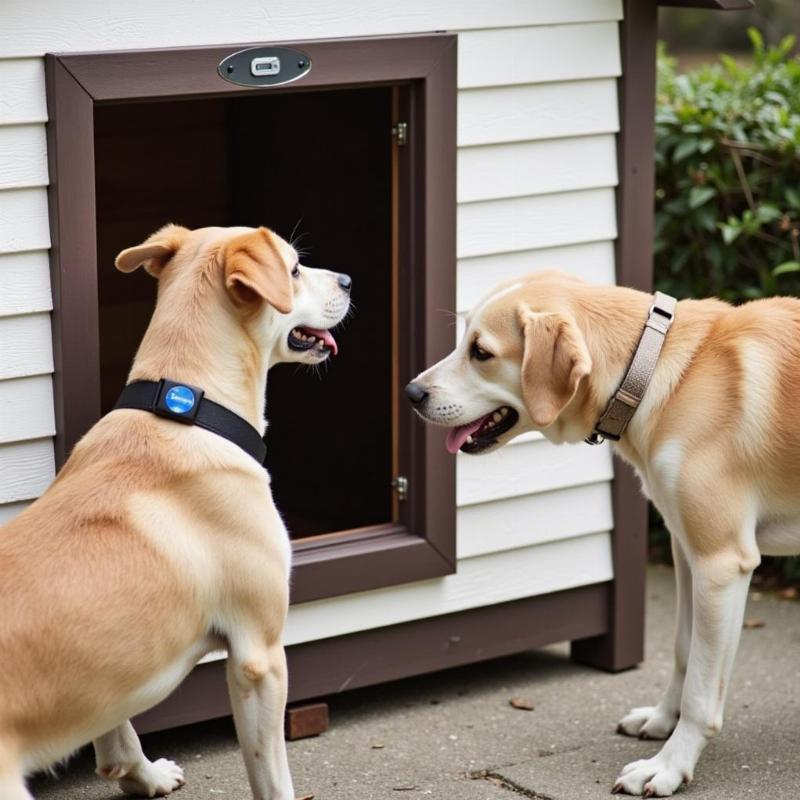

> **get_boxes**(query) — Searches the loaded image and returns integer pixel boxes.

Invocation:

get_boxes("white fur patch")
[648,439,684,514]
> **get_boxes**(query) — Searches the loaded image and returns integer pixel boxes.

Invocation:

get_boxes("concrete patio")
[32,566,800,799]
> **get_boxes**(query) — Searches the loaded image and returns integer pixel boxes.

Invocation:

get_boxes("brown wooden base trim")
[133,582,611,734]
[285,702,330,740]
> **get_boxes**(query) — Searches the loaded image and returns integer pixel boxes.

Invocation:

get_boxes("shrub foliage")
[655,29,800,301]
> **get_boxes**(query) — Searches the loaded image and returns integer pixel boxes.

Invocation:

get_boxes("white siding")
[0,125,49,190]
[0,313,54,379]
[285,531,613,646]
[458,79,619,146]
[457,241,616,312]
[0,1,622,647]
[0,251,53,317]
[0,375,55,444]
[0,60,47,125]
[458,21,620,88]
[458,188,617,259]
[0,2,622,58]
[0,188,51,253]
[458,135,618,204]
[0,439,55,504]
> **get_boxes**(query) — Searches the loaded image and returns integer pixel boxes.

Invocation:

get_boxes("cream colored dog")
[0,224,351,800]
[407,270,800,797]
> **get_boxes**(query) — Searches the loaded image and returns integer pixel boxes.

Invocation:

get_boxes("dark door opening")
[94,86,394,539]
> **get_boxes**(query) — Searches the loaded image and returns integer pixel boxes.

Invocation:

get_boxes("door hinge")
[392,121,408,146]
[391,475,408,501]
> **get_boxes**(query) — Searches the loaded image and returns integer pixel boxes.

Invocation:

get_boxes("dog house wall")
[0,0,673,723]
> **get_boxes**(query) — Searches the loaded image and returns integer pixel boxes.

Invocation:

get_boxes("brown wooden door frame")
[44,33,458,604]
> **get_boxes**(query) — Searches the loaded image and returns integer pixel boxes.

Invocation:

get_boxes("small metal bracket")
[392,121,408,146]
[392,475,409,501]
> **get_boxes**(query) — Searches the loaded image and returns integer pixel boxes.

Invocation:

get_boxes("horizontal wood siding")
[282,531,613,646]
[458,79,619,146]
[0,375,55,444]
[0,251,53,317]
[458,21,621,88]
[457,241,616,312]
[0,188,51,252]
[457,188,617,259]
[457,481,614,559]
[0,2,622,58]
[458,135,618,203]
[0,4,622,646]
[0,439,55,504]
[0,125,49,190]
[0,313,54,379]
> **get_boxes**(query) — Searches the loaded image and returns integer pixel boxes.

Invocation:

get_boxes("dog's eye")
[291,264,300,279]
[470,342,493,361]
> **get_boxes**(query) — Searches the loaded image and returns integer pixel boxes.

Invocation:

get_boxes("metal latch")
[392,121,408,146]
[391,475,408,501]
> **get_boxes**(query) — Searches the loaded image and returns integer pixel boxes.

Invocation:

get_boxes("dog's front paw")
[612,754,689,797]
[119,758,185,797]
[617,706,678,740]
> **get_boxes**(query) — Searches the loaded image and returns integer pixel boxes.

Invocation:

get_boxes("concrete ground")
[32,566,800,799]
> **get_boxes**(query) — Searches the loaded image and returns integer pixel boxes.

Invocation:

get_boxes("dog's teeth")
[466,435,474,444]
[493,412,502,423]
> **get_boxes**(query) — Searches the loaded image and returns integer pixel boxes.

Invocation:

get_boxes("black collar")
[114,379,266,465]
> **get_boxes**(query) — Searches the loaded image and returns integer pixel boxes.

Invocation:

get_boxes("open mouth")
[288,325,339,358]
[445,406,519,455]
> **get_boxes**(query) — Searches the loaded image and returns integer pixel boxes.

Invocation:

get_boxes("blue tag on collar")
[154,379,204,423]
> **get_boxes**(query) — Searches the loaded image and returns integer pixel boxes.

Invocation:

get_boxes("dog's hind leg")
[0,772,32,800]
[94,720,185,797]
[613,490,759,797]
[226,638,294,800]
[0,742,32,800]
[618,535,692,740]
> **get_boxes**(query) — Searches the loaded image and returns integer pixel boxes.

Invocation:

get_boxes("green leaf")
[673,138,699,162]
[747,27,764,57]
[720,225,741,245]
[785,187,800,210]
[689,186,717,209]
[772,261,800,277]
[756,204,782,223]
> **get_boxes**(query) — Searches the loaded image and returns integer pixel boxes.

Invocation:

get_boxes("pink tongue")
[303,327,338,356]
[445,415,489,455]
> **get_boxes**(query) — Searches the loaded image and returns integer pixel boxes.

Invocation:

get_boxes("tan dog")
[407,270,800,797]
[0,225,351,800]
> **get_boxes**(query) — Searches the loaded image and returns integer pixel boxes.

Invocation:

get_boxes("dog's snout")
[404,382,429,406]
[337,273,352,293]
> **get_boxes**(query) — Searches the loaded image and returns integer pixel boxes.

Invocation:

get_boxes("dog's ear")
[115,224,190,277]
[518,305,591,428]
[223,227,293,314]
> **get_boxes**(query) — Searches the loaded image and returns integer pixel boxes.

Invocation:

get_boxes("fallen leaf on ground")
[778,587,798,600]
[743,618,765,629]
[371,743,385,749]
[296,795,315,800]
[509,697,535,711]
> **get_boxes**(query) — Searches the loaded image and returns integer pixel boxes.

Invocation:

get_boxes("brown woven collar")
[585,291,677,445]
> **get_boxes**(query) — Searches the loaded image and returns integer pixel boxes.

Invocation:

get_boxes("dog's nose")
[337,273,352,292]
[405,382,429,405]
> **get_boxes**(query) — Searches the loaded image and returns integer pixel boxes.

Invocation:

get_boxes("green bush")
[655,29,800,302]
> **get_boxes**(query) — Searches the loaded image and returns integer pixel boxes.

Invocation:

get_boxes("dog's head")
[405,272,593,454]
[115,224,351,367]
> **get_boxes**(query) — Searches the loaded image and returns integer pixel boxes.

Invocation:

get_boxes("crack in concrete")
[468,769,557,800]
